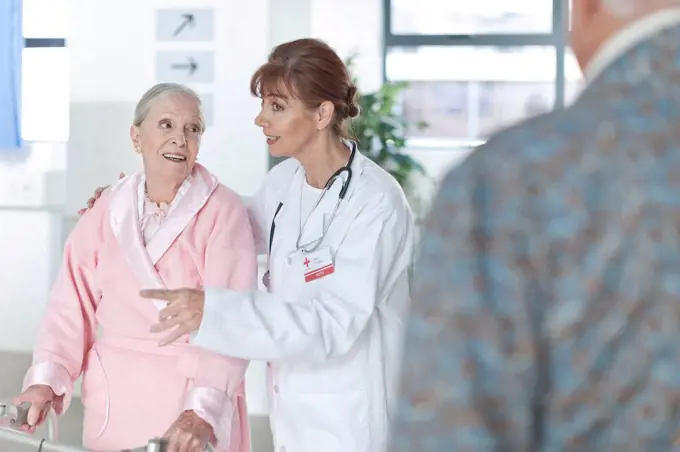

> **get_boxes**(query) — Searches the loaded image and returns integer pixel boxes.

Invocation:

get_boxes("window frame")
[382,0,571,147]
[21,22,67,142]
[24,38,65,48]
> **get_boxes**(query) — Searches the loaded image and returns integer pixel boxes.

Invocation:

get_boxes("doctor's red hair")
[250,38,359,139]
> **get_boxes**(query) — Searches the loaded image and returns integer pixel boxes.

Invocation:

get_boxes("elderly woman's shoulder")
[85,187,113,217]
[71,188,112,241]
[208,183,250,214]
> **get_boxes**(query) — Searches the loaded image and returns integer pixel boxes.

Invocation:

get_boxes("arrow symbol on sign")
[173,13,195,37]
[171,57,198,75]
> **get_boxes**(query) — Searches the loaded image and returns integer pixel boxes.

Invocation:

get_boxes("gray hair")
[603,0,680,16]
[133,82,205,133]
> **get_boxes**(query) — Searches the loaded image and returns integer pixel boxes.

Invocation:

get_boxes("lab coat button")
[274,385,280,393]
[280,447,286,452]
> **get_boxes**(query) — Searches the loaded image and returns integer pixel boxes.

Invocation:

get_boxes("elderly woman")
[12,83,256,452]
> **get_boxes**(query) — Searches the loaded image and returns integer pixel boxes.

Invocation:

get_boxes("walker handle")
[0,400,59,441]
[126,437,215,451]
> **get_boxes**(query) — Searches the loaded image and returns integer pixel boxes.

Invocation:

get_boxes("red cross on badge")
[304,257,311,268]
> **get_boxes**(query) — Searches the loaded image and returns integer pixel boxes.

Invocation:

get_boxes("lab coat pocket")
[80,348,109,440]
[290,391,371,452]
[275,253,307,303]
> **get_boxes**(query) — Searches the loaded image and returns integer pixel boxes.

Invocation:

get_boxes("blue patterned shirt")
[391,24,680,451]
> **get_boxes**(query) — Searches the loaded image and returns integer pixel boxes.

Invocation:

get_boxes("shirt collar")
[584,8,680,84]
[137,173,193,221]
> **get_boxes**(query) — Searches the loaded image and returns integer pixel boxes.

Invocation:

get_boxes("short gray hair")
[133,82,205,133]
[603,0,680,16]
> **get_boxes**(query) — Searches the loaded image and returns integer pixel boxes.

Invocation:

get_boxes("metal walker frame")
[0,401,214,451]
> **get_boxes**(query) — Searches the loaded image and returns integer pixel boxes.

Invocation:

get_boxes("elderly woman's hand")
[164,410,214,452]
[141,288,205,346]
[11,385,56,433]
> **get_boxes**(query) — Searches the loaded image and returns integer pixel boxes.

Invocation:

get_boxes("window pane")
[568,0,573,32]
[22,0,70,38]
[391,0,553,35]
[386,46,556,142]
[565,48,584,106]
[21,48,70,142]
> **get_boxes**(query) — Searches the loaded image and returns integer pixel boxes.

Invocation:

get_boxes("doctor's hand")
[164,410,214,452]
[11,385,56,433]
[77,172,125,215]
[141,288,205,346]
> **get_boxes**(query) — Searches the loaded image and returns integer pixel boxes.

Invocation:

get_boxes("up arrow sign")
[173,13,195,37]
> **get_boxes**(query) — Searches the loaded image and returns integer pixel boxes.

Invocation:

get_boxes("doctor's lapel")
[272,169,305,255]
[308,177,343,242]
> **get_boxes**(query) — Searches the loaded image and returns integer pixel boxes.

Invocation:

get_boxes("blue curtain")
[0,0,22,150]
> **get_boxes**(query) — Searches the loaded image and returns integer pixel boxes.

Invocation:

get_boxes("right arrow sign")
[156,52,214,83]
[171,57,198,75]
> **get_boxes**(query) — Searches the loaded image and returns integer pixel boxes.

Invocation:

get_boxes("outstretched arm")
[145,192,415,364]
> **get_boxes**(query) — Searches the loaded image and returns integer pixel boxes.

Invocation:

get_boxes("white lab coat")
[191,148,416,452]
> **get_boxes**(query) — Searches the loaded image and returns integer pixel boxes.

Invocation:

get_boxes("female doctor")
[84,38,416,452]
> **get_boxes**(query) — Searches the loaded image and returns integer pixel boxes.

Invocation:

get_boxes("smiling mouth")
[266,135,280,145]
[163,153,187,162]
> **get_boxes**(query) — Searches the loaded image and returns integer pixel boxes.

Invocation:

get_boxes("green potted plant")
[345,54,430,216]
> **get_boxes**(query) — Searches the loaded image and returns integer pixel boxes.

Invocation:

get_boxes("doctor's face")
[130,93,202,184]
[254,86,319,158]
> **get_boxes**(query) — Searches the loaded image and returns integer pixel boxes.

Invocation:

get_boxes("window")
[384,0,584,147]
[21,0,69,142]
[390,0,554,35]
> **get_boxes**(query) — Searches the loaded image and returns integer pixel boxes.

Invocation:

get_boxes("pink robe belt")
[94,332,245,397]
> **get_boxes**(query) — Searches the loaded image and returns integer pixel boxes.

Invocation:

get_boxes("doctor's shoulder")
[205,183,252,225]
[359,160,414,219]
[263,157,301,188]
[345,162,416,251]
[255,156,302,209]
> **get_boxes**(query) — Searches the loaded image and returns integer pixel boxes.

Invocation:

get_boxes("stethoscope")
[263,142,356,288]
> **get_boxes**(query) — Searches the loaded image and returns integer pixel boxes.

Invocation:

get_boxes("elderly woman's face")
[130,93,202,182]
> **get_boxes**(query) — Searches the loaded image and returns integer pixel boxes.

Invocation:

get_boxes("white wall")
[66,0,270,212]
[0,0,469,417]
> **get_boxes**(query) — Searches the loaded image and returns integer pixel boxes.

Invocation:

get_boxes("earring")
[133,145,141,154]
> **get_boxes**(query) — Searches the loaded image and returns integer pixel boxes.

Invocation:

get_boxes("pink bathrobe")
[22,163,257,451]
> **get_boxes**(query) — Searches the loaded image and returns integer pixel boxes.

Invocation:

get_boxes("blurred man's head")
[571,0,680,73]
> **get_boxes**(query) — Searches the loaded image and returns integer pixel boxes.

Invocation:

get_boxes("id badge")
[302,247,335,283]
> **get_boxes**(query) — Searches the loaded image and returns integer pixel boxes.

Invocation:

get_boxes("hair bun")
[346,85,360,118]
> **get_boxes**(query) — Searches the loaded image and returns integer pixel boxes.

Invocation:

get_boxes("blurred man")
[390,0,680,450]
